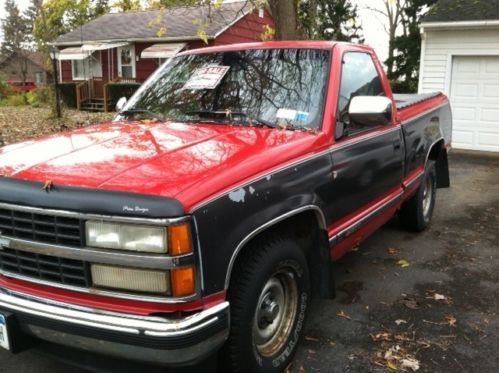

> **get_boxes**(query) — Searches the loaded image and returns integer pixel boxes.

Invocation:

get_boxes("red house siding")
[135,42,162,82]
[214,9,274,45]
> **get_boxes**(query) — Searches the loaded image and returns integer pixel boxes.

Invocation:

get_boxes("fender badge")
[42,180,54,192]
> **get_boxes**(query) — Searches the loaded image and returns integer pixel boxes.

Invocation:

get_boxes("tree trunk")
[269,0,301,40]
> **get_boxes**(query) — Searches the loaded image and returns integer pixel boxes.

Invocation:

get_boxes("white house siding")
[419,27,499,151]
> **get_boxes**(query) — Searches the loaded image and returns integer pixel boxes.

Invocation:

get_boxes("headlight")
[86,221,167,253]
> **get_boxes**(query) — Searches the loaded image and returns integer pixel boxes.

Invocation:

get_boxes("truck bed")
[393,92,443,110]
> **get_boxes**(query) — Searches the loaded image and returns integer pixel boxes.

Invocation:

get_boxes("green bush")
[26,86,53,107]
[5,93,27,106]
[0,73,13,100]
[58,82,77,108]
[106,83,141,108]
[390,79,418,94]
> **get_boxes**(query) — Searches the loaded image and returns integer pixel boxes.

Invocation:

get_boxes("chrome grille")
[0,208,84,247]
[0,247,90,287]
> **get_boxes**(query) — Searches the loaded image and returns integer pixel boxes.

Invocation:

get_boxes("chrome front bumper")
[0,288,229,366]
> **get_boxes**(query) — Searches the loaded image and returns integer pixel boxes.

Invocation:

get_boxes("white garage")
[419,1,499,152]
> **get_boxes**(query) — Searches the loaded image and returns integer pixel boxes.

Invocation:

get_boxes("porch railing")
[75,82,89,111]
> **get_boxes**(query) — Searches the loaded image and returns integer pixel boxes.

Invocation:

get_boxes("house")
[0,49,51,85]
[52,1,273,112]
[419,0,499,152]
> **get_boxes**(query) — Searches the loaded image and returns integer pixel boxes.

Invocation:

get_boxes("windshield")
[119,48,330,130]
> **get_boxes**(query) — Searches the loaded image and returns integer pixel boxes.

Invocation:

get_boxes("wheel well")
[428,140,450,188]
[226,209,335,299]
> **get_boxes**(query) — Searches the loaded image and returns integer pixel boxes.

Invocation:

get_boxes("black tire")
[224,236,310,373]
[399,160,437,231]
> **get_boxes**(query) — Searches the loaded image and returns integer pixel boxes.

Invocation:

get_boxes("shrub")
[106,82,141,109]
[26,86,53,107]
[390,79,418,94]
[5,93,27,106]
[58,82,77,108]
[0,73,13,100]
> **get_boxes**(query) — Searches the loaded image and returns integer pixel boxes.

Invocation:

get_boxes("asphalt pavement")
[0,150,497,373]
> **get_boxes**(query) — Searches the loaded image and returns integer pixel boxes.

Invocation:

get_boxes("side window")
[337,52,383,124]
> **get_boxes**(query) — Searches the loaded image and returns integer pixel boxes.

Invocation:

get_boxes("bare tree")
[364,0,404,77]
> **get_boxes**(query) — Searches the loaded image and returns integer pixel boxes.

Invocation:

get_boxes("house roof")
[423,0,499,23]
[0,49,49,71]
[54,1,251,46]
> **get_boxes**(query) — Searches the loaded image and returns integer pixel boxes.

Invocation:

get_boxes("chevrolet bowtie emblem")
[42,180,54,191]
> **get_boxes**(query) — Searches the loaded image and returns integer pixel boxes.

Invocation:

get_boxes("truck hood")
[0,120,321,209]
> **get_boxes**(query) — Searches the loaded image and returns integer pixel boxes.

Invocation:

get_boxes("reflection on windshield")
[121,48,330,130]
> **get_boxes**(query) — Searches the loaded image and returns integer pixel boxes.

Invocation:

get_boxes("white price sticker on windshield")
[183,65,230,90]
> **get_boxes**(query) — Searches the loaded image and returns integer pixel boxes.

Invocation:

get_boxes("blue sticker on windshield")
[295,111,309,122]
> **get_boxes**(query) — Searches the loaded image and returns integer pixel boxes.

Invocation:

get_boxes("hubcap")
[422,174,433,217]
[252,270,298,357]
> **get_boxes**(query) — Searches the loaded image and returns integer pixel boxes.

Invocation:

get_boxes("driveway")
[0,151,497,372]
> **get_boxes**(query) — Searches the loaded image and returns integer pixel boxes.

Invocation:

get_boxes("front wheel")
[224,236,310,373]
[399,160,437,231]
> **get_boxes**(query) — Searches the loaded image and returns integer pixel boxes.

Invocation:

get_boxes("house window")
[118,45,136,79]
[35,72,44,84]
[72,51,102,80]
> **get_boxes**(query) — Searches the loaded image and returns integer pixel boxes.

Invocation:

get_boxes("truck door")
[329,51,404,222]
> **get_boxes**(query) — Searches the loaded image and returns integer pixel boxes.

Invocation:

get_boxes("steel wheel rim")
[252,269,298,357]
[422,175,433,217]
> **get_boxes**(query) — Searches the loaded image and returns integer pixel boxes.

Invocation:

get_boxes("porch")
[74,78,139,112]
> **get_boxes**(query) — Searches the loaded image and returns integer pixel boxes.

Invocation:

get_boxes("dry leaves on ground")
[0,106,113,146]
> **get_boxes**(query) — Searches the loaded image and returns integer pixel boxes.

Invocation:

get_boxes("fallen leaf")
[395,319,407,325]
[445,314,457,327]
[397,259,410,267]
[432,293,447,300]
[308,349,317,354]
[401,297,420,309]
[305,336,319,342]
[387,360,397,370]
[401,358,420,371]
[370,332,392,342]
[387,247,400,254]
[298,366,305,373]
[336,310,351,320]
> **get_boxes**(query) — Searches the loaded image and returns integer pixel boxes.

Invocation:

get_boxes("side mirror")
[348,96,392,128]
[115,96,127,112]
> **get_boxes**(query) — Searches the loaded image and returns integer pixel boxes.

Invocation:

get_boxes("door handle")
[393,140,401,150]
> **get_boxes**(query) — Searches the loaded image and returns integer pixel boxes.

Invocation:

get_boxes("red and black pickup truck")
[0,41,451,372]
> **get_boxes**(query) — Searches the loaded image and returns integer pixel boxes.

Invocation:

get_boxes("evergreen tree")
[23,0,43,48]
[390,0,438,92]
[300,0,363,42]
[1,0,28,57]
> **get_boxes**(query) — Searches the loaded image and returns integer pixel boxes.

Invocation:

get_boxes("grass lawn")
[0,106,114,146]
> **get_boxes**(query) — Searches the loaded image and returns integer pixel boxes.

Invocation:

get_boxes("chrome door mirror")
[115,96,127,112]
[348,96,392,128]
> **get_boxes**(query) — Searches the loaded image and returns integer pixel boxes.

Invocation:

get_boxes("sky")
[0,0,390,62]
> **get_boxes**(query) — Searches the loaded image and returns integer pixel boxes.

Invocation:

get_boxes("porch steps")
[81,98,111,112]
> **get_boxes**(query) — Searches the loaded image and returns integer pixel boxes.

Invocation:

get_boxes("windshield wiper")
[184,110,277,128]
[119,108,165,122]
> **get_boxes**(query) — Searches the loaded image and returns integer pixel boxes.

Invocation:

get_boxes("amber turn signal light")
[171,266,195,297]
[168,223,192,256]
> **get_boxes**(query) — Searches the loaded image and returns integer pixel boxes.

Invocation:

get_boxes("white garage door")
[450,56,499,151]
